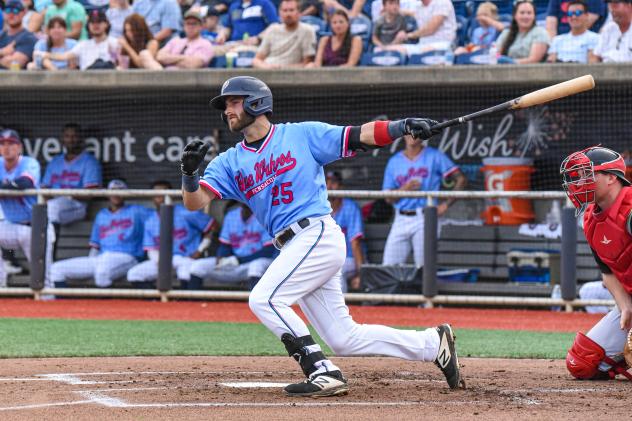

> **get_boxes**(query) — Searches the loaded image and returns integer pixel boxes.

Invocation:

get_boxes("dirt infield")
[0,356,628,420]
[0,298,604,331]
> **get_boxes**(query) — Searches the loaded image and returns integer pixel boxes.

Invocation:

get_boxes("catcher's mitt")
[625,329,632,368]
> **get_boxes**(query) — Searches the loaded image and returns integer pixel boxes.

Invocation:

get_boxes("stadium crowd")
[0,0,630,70]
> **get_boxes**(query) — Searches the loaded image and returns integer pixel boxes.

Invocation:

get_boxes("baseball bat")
[431,75,595,130]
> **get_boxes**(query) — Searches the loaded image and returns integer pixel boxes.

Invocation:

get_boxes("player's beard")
[228,112,256,132]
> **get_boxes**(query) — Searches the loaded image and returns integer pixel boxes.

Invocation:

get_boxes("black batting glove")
[404,118,442,140]
[181,140,211,176]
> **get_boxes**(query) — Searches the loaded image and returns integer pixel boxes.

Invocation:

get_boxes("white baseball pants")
[382,210,441,267]
[190,256,272,284]
[0,221,54,288]
[51,251,137,287]
[586,304,630,371]
[47,197,87,225]
[248,215,440,361]
[127,255,194,282]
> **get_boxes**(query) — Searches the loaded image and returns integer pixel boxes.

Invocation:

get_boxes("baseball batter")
[326,171,365,292]
[50,179,148,288]
[42,123,102,225]
[188,204,274,290]
[181,76,463,397]
[127,180,215,288]
[382,134,466,266]
[561,146,632,380]
[0,129,55,288]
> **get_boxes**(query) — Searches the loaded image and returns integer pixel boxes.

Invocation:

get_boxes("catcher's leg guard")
[567,332,632,380]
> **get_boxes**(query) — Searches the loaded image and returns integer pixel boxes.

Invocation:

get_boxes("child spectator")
[547,0,598,63]
[311,9,362,66]
[106,0,134,39]
[455,2,504,54]
[496,0,549,64]
[117,13,159,69]
[29,17,77,70]
[372,0,408,50]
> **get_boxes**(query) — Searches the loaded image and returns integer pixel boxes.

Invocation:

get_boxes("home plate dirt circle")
[0,356,629,420]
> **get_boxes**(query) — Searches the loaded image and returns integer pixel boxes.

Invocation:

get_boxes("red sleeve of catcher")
[566,332,605,379]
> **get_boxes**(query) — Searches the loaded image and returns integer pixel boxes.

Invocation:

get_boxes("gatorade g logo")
[486,170,512,191]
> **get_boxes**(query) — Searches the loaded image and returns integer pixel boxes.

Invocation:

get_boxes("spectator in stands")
[22,0,44,34]
[201,8,224,43]
[50,179,147,289]
[132,0,182,45]
[310,9,362,66]
[381,134,466,267]
[106,0,134,39]
[0,0,38,70]
[326,171,365,292]
[496,0,549,64]
[43,0,88,40]
[188,204,274,290]
[547,0,599,63]
[40,9,121,70]
[300,0,323,17]
[215,0,278,47]
[198,0,230,17]
[0,129,54,290]
[371,0,408,51]
[323,0,369,19]
[371,0,417,22]
[455,2,504,55]
[252,0,316,68]
[589,0,632,63]
[117,13,160,69]
[545,0,606,38]
[28,17,78,70]
[126,180,216,289]
[386,0,456,55]
[141,9,214,69]
[42,123,102,226]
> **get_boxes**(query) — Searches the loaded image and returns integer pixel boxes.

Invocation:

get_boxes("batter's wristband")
[182,173,200,193]
[387,119,407,140]
[374,121,394,146]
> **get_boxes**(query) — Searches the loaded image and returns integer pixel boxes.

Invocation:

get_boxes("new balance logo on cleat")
[435,324,465,389]
[284,370,349,398]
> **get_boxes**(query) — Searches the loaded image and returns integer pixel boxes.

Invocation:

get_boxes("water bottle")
[546,200,561,225]
[551,284,561,311]
[488,43,497,65]
[444,49,454,66]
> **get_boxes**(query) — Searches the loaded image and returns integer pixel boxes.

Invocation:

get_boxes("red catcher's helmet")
[560,146,631,215]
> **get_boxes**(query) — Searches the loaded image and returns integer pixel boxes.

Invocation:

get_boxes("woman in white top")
[496,0,549,64]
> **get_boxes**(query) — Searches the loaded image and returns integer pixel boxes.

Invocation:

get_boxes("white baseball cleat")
[284,370,349,397]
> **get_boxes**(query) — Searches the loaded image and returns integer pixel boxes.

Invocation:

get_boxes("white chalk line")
[219,382,289,388]
[0,400,93,411]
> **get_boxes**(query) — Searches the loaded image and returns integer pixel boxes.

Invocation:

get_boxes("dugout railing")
[0,188,616,312]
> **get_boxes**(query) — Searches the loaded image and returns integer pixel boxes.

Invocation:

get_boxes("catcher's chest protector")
[584,188,632,293]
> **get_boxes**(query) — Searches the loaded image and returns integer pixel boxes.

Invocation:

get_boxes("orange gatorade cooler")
[480,157,535,225]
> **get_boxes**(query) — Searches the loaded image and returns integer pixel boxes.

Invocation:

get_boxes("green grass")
[0,318,574,359]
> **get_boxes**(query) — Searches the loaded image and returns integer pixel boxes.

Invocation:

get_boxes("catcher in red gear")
[560,146,632,381]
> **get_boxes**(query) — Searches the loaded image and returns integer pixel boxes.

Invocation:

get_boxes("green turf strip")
[0,318,575,359]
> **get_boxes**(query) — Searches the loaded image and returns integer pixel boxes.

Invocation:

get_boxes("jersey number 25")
[272,182,293,206]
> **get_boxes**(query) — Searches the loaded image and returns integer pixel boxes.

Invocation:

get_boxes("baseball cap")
[326,171,342,183]
[107,179,128,189]
[4,0,24,12]
[184,9,204,22]
[88,9,108,23]
[0,129,21,144]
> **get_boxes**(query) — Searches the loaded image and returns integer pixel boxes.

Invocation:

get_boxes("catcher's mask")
[560,146,631,215]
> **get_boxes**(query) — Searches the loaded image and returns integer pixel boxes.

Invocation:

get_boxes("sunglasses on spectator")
[566,10,585,16]
[4,7,22,14]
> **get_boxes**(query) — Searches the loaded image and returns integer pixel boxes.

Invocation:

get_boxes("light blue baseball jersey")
[382,147,458,210]
[143,204,214,256]
[42,151,102,189]
[201,122,354,236]
[219,207,273,258]
[0,156,40,224]
[332,198,364,258]
[89,204,148,258]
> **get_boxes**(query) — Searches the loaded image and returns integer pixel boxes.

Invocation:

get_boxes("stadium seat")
[456,15,469,47]
[360,50,406,66]
[454,48,491,65]
[350,15,372,49]
[536,12,547,28]
[408,50,449,66]
[234,51,256,68]
[209,55,227,68]
[300,15,329,38]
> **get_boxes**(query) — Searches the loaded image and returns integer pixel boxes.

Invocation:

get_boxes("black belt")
[18,221,31,226]
[399,209,417,216]
[275,218,310,249]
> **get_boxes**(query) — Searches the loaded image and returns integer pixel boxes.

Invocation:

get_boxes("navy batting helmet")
[210,76,273,118]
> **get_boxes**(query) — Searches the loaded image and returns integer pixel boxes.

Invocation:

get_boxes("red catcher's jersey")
[584,187,632,293]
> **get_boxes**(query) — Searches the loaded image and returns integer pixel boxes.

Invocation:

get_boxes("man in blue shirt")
[132,0,182,44]
[0,0,37,69]
[216,0,278,44]
[545,0,606,37]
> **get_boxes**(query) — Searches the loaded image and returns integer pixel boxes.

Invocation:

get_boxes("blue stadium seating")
[300,15,329,38]
[408,50,450,66]
[455,15,469,47]
[350,15,372,50]
[360,50,406,66]
[208,51,256,68]
[454,48,491,65]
